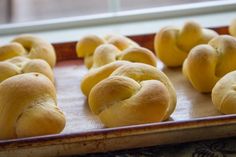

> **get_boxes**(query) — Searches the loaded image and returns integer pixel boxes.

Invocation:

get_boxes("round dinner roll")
[92,44,156,68]
[154,21,218,67]
[229,18,236,37]
[212,71,236,114]
[12,34,56,68]
[0,43,26,61]
[183,35,236,92]
[76,34,139,69]
[0,73,65,139]
[0,56,54,83]
[88,62,176,127]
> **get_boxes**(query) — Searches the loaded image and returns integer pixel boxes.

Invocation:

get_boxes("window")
[0,0,224,24]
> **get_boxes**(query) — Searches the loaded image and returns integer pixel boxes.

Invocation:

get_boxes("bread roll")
[92,44,121,68]
[81,61,130,96]
[212,71,236,114]
[154,21,218,67]
[0,43,26,61]
[92,44,156,68]
[229,18,236,37]
[0,56,54,83]
[118,46,156,67]
[183,35,236,92]
[0,73,65,139]
[105,34,139,50]
[76,34,139,69]
[88,62,176,127]
[76,35,105,68]
[12,34,56,67]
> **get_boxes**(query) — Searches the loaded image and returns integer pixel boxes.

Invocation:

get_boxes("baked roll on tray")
[81,61,176,127]
[154,21,218,67]
[76,34,141,69]
[0,34,56,68]
[183,35,236,93]
[0,35,65,140]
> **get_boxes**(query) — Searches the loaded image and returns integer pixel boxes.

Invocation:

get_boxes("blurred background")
[0,0,224,24]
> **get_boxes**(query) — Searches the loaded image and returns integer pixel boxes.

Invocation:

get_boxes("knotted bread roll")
[154,21,218,67]
[105,34,139,50]
[76,35,105,69]
[0,73,65,139]
[4,34,56,67]
[81,61,176,127]
[212,71,236,114]
[0,56,54,83]
[89,63,176,127]
[76,34,139,69]
[0,43,26,61]
[92,44,156,68]
[183,35,236,92]
[229,18,236,37]
[81,61,130,96]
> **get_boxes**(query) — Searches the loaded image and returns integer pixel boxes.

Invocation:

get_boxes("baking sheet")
[0,26,235,157]
[55,59,221,134]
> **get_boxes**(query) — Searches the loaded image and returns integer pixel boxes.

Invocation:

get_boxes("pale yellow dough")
[0,56,54,83]
[0,43,26,61]
[81,62,176,127]
[183,35,236,92]
[76,34,140,69]
[154,21,218,67]
[229,18,236,37]
[92,44,156,68]
[11,34,56,67]
[76,35,105,68]
[105,34,139,51]
[0,73,65,139]
[81,61,130,96]
[212,71,236,114]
